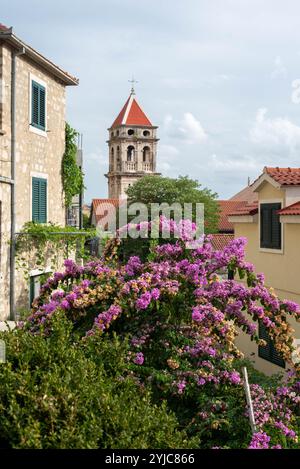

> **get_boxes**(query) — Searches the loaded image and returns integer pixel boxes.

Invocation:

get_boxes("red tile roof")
[217,201,246,232]
[91,198,124,230]
[277,201,300,216]
[0,23,8,31]
[211,234,234,251]
[228,202,258,217]
[230,184,258,203]
[91,199,121,225]
[264,167,300,186]
[111,94,152,128]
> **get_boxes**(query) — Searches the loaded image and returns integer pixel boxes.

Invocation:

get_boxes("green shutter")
[260,203,281,249]
[39,87,46,129]
[31,82,39,127]
[270,204,281,249]
[39,179,47,223]
[31,81,46,130]
[32,177,47,223]
[32,178,40,222]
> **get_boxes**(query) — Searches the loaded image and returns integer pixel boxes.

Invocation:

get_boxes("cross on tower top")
[128,76,138,95]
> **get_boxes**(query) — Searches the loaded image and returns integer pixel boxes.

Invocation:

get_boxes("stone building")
[0,24,78,320]
[105,88,160,199]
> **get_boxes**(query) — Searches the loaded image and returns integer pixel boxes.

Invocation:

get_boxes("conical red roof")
[111,93,152,128]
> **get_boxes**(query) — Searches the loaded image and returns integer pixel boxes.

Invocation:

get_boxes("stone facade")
[0,35,77,320]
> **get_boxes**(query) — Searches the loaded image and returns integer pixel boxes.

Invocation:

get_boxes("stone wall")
[0,43,67,320]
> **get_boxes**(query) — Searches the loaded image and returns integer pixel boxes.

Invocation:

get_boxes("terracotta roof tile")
[217,201,245,232]
[277,201,300,216]
[111,94,152,128]
[228,202,258,216]
[91,198,121,226]
[211,234,234,251]
[229,184,258,203]
[265,167,300,185]
[0,23,8,31]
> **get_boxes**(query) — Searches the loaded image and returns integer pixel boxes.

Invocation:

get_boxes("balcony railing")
[110,162,153,172]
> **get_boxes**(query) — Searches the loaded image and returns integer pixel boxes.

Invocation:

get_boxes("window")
[29,272,51,306]
[127,145,135,161]
[143,146,150,162]
[127,129,134,136]
[32,177,47,223]
[258,321,285,368]
[31,80,46,130]
[143,130,150,137]
[260,203,281,249]
[29,275,41,306]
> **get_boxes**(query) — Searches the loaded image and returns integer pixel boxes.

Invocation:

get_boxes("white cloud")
[208,153,261,173]
[164,112,207,144]
[250,108,300,151]
[291,79,300,104]
[85,151,106,166]
[271,56,286,77]
[271,55,287,78]
[159,144,180,157]
[157,144,180,174]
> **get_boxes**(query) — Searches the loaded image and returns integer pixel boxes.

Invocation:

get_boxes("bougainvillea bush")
[18,218,300,448]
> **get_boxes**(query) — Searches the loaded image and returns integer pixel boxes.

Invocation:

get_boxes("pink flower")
[133,352,144,365]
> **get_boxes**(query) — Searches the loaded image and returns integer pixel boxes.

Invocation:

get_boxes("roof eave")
[0,29,79,86]
[251,172,281,192]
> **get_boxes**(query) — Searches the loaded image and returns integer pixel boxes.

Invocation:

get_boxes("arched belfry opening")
[143,146,150,162]
[127,145,135,162]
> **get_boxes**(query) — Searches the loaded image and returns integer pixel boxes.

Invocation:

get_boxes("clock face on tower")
[105,90,160,199]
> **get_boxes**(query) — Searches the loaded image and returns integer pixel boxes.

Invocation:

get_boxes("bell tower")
[105,87,160,199]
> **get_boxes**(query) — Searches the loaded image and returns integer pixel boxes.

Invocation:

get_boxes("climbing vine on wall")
[62,123,85,207]
[15,222,96,281]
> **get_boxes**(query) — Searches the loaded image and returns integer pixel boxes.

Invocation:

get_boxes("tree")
[125,175,220,233]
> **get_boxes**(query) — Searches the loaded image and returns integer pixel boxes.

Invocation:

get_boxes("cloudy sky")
[3,0,300,202]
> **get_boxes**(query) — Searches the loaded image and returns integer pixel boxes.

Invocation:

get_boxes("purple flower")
[176,380,186,394]
[229,371,241,385]
[133,352,144,365]
[136,292,152,310]
[197,378,206,386]
[60,299,70,310]
[151,288,161,301]
[192,310,205,322]
[248,432,270,449]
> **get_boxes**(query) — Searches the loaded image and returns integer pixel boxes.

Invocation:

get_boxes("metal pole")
[242,366,257,434]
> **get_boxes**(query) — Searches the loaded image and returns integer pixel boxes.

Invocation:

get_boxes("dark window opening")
[127,145,135,161]
[260,203,282,249]
[258,321,285,368]
[143,146,150,162]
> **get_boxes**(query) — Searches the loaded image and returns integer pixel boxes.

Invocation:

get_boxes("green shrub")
[0,313,196,449]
